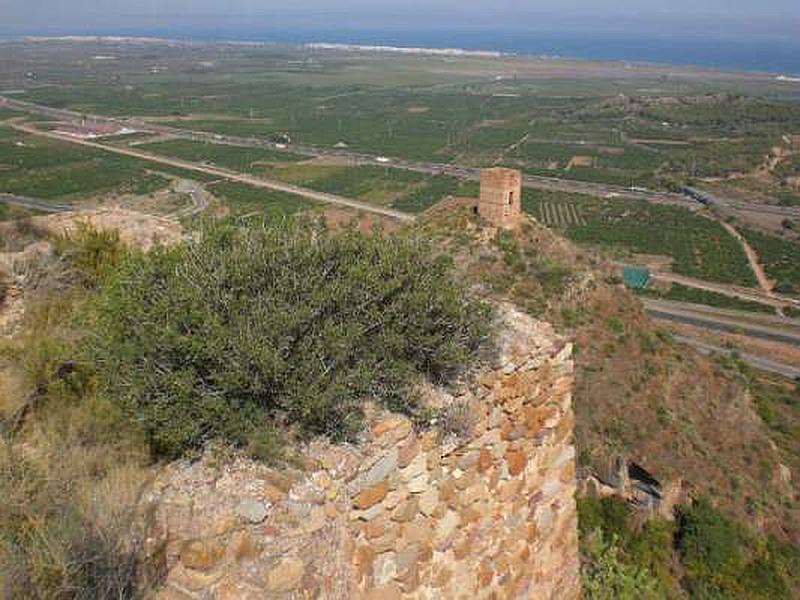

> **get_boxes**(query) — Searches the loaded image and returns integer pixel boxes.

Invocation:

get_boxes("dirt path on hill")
[719,220,775,296]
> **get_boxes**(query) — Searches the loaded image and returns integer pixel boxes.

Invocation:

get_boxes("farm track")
[8,121,416,223]
[720,220,776,298]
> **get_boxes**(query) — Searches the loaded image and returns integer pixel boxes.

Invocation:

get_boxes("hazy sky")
[1,0,799,40]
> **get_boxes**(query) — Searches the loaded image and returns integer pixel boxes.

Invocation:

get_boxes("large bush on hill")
[88,219,490,459]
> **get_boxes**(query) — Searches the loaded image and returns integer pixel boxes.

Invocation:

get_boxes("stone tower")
[479,167,522,230]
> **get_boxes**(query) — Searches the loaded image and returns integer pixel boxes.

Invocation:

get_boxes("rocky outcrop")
[145,305,580,599]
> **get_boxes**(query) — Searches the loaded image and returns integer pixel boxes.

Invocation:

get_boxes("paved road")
[0,96,693,206]
[0,193,73,213]
[10,96,800,222]
[9,121,415,223]
[672,334,800,379]
[684,186,800,219]
[650,271,799,309]
[643,298,800,347]
[170,179,213,219]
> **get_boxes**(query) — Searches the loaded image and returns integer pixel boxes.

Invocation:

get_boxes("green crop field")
[0,108,21,121]
[138,139,303,171]
[740,227,800,295]
[4,40,799,203]
[261,164,478,213]
[525,190,757,286]
[207,181,313,217]
[0,128,173,200]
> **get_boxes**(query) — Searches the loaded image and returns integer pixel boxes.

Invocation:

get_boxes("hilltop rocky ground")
[1,201,798,598]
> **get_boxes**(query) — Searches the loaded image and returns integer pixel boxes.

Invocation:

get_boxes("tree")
[88,218,491,459]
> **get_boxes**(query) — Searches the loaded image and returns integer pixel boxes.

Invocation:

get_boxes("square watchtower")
[478,167,522,230]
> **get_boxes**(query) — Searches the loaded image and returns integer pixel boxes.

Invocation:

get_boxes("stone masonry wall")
[478,167,522,230]
[146,306,580,599]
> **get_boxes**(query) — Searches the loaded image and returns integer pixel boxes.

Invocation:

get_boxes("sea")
[6,25,800,76]
[167,26,800,76]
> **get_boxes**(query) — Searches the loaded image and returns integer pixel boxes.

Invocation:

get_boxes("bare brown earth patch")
[30,208,183,251]
[319,207,401,234]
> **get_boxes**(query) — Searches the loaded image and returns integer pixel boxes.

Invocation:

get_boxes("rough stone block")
[264,557,305,593]
[354,481,389,510]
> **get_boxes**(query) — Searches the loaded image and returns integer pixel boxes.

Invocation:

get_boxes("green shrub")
[54,222,129,288]
[578,497,684,598]
[581,530,662,600]
[88,218,491,459]
[675,497,796,599]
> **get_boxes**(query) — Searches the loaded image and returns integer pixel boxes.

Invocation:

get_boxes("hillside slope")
[417,199,798,543]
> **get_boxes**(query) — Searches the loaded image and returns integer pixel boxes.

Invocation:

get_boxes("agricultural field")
[134,137,478,213]
[0,127,172,200]
[0,108,21,121]
[207,181,312,217]
[3,40,800,204]
[138,139,303,171]
[740,227,800,295]
[525,190,757,286]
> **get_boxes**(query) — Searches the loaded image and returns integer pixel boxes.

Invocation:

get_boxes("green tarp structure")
[623,265,651,289]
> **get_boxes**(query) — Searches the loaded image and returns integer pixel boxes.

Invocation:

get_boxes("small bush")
[0,218,49,252]
[436,399,477,440]
[0,266,10,305]
[0,442,151,600]
[88,218,491,459]
[54,222,128,288]
[580,530,661,600]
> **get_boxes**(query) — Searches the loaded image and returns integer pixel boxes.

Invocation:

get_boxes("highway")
[684,186,800,220]
[0,96,693,207]
[8,121,416,223]
[11,96,800,223]
[672,334,800,379]
[643,298,800,347]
